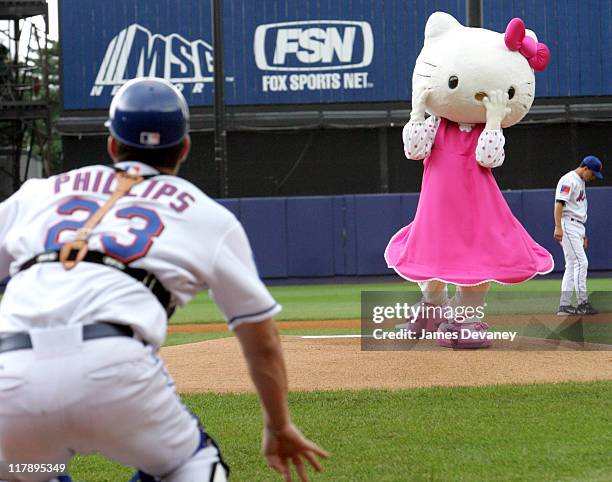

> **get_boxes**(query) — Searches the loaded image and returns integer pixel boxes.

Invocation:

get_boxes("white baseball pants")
[560,217,588,306]
[418,280,490,310]
[0,325,227,482]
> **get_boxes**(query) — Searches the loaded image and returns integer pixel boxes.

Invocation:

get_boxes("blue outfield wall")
[218,187,612,279]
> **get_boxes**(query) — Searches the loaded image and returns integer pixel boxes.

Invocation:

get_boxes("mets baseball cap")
[582,155,603,179]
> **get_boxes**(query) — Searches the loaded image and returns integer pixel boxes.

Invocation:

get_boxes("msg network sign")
[254,20,374,93]
[90,24,216,97]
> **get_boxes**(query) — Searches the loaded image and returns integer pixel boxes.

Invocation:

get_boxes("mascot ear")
[525,28,538,42]
[424,11,462,42]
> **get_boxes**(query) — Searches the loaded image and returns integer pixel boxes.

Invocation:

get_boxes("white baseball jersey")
[555,170,587,223]
[0,161,281,348]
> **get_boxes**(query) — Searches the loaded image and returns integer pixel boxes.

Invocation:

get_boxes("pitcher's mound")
[161,336,612,393]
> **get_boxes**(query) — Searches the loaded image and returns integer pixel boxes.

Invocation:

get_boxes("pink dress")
[385,118,553,285]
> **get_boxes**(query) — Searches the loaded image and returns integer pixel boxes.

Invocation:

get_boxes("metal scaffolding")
[0,0,51,200]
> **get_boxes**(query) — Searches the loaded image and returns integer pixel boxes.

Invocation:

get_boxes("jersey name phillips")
[53,169,195,213]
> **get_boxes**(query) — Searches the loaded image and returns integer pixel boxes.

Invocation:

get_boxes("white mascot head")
[413,12,550,128]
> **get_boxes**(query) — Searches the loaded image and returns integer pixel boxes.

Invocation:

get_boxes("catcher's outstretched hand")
[263,423,329,482]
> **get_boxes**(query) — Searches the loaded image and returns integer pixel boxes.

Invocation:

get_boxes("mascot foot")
[436,320,492,349]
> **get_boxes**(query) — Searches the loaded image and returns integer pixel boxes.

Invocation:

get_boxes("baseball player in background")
[554,155,603,316]
[0,78,327,482]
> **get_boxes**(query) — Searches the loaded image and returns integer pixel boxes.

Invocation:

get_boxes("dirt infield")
[162,320,612,393]
[168,319,360,333]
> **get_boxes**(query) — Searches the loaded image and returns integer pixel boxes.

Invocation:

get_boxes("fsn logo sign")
[254,20,374,93]
[91,24,219,97]
[255,20,373,71]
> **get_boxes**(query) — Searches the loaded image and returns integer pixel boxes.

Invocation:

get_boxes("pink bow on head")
[504,18,550,72]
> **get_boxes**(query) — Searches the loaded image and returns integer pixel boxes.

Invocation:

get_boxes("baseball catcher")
[0,78,327,482]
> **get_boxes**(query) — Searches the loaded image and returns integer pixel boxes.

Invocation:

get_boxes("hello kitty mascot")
[385,12,554,348]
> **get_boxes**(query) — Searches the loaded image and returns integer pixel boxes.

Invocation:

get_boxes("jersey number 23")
[45,197,164,263]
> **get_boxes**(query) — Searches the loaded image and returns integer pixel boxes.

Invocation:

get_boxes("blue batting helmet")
[105,77,189,149]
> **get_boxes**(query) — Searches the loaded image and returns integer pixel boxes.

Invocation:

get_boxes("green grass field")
[70,382,612,481]
[170,278,612,324]
[68,277,612,481]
